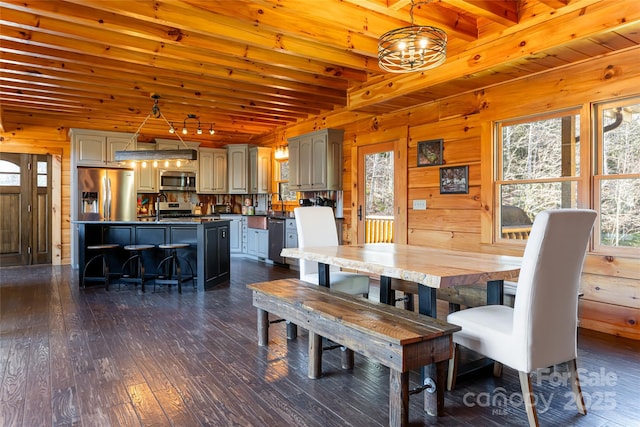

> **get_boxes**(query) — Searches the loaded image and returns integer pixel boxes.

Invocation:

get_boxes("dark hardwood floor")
[1,259,639,426]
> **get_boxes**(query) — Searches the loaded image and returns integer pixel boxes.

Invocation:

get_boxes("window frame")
[592,97,640,256]
[494,107,584,246]
[492,98,640,257]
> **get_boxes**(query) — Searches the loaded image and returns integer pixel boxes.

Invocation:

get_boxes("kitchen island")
[76,218,230,291]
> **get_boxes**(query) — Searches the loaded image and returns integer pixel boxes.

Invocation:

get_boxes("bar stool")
[155,243,192,293]
[82,243,119,290]
[120,244,154,292]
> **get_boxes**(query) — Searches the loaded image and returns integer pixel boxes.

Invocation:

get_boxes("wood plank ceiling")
[1,0,640,143]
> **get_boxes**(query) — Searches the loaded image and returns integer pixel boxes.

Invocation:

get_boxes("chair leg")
[568,358,587,415]
[447,343,458,391]
[518,371,540,427]
[493,361,503,377]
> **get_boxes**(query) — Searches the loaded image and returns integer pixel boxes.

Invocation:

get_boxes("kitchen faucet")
[156,192,167,221]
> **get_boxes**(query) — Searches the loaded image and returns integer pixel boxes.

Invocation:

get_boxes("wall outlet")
[413,199,427,210]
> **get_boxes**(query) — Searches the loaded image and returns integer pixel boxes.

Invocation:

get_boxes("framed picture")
[440,165,469,194]
[417,139,443,167]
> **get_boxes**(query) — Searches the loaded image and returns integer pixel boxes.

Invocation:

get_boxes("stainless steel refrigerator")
[78,167,136,221]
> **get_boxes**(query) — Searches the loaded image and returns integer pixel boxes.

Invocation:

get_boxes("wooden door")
[0,153,52,266]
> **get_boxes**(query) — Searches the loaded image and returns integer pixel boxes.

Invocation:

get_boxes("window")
[495,98,640,254]
[0,160,20,186]
[594,99,640,251]
[37,161,48,187]
[496,110,581,241]
[274,160,296,202]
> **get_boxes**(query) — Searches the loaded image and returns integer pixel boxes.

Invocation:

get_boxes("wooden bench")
[247,278,461,427]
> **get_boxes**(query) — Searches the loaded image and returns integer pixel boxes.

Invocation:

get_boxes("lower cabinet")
[221,215,243,254]
[247,228,268,258]
[285,218,298,266]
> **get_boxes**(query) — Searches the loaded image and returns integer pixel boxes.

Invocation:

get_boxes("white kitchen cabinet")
[154,138,199,172]
[221,214,243,253]
[70,129,136,167]
[212,149,227,193]
[227,144,250,194]
[288,128,343,191]
[247,228,268,258]
[198,148,227,194]
[249,146,272,194]
[135,142,157,192]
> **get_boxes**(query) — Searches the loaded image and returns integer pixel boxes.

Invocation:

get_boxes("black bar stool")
[82,243,119,290]
[155,243,192,293]
[120,244,154,292]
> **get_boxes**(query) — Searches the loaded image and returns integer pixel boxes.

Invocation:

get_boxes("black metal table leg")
[487,279,504,305]
[318,262,330,287]
[379,276,393,305]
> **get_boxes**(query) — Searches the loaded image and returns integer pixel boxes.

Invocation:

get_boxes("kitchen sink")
[247,215,268,229]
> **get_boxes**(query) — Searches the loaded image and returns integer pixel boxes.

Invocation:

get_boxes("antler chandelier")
[378,0,447,73]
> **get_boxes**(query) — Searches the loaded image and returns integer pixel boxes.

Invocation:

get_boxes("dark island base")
[77,220,231,291]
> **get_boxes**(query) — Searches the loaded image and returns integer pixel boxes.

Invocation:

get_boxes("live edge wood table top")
[281,243,521,290]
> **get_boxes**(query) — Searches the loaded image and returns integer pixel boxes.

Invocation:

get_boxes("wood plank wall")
[1,47,638,340]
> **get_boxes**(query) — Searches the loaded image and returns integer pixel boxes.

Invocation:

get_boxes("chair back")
[294,207,339,277]
[513,209,597,371]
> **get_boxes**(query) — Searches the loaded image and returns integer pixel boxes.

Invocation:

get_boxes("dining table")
[280,242,522,417]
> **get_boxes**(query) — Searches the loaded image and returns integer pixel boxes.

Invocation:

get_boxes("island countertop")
[73,217,229,225]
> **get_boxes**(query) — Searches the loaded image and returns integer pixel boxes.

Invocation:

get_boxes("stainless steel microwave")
[159,170,196,191]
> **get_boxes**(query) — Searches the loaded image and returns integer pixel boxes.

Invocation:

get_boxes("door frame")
[351,126,408,245]
[356,142,395,244]
[0,147,62,265]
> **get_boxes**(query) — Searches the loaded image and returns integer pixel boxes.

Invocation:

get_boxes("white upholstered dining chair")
[294,206,370,296]
[446,209,597,427]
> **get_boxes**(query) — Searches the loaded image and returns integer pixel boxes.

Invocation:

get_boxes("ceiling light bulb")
[176,160,182,167]
[169,123,175,134]
[197,127,203,135]
[182,126,188,135]
[141,161,147,168]
[130,161,136,168]
[209,125,215,135]
[164,160,170,168]
[153,160,158,168]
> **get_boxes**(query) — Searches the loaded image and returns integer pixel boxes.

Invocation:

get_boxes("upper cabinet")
[70,129,135,167]
[227,144,272,194]
[199,147,227,194]
[227,144,249,194]
[249,146,272,194]
[288,128,344,191]
[154,138,199,172]
[135,143,157,193]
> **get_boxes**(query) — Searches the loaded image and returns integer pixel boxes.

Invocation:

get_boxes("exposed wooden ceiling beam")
[444,0,519,27]
[349,0,638,111]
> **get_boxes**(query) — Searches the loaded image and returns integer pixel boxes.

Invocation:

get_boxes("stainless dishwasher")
[268,217,286,264]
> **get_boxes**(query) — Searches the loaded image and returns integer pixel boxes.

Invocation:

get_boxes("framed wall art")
[440,165,468,194]
[417,139,443,167]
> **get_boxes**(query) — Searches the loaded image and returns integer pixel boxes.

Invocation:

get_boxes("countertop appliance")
[159,170,196,191]
[268,217,286,264]
[78,167,136,221]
